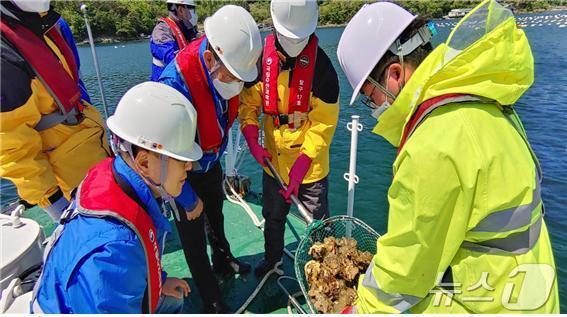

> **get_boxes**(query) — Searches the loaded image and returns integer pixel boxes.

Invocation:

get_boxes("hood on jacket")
[373,0,534,147]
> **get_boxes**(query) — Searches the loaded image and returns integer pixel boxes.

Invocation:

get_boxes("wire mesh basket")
[294,215,380,313]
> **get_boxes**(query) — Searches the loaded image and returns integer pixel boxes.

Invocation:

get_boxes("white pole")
[235,124,242,155]
[80,4,110,120]
[344,115,362,236]
[226,126,236,177]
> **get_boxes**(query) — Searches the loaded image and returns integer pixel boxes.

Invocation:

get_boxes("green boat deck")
[24,194,311,314]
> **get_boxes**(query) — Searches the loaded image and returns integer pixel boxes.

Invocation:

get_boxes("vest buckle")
[273,114,289,127]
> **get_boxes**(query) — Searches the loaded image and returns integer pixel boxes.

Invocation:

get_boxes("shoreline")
[76,7,566,45]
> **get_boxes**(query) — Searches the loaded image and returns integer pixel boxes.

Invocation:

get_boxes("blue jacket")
[35,156,196,313]
[159,38,229,173]
[57,17,91,103]
[150,16,197,82]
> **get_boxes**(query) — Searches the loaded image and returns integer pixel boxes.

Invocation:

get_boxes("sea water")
[1,11,565,311]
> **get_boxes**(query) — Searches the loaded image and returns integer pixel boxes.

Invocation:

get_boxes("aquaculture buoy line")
[434,12,567,29]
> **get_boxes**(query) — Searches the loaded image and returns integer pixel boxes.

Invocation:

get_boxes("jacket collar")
[112,156,172,234]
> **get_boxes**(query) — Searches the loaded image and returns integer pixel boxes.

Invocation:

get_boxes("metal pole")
[265,159,313,224]
[226,126,236,177]
[344,115,362,236]
[235,124,242,155]
[80,4,110,119]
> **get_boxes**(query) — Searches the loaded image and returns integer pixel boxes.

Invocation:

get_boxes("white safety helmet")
[337,2,416,105]
[166,0,195,7]
[107,82,203,162]
[11,0,50,13]
[271,0,318,40]
[204,5,262,82]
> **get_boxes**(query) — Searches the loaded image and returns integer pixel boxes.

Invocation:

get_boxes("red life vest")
[76,158,162,313]
[159,17,189,50]
[0,19,83,130]
[398,94,480,154]
[262,34,318,116]
[176,36,239,152]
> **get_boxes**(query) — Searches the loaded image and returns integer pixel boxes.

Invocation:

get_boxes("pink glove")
[242,125,272,167]
[281,154,312,201]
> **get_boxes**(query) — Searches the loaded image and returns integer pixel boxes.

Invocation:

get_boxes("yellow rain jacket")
[357,0,559,313]
[239,45,340,184]
[1,13,110,208]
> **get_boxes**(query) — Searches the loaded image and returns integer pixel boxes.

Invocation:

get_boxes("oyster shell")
[305,237,374,313]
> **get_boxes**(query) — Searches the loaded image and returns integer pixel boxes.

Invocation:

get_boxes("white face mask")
[189,8,198,27]
[276,32,309,58]
[365,70,398,120]
[209,60,243,100]
[212,79,243,100]
[370,101,391,120]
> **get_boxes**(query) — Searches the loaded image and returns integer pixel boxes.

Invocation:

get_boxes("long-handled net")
[264,159,380,313]
[294,215,380,313]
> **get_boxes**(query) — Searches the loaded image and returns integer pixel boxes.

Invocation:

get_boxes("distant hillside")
[53,0,567,42]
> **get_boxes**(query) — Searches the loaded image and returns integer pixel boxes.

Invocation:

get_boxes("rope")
[223,178,265,230]
[223,170,302,314]
[234,261,284,314]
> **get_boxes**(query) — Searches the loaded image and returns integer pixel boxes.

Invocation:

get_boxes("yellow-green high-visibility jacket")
[356,0,559,313]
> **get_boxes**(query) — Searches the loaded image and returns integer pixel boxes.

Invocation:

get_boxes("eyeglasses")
[210,57,242,83]
[361,93,377,110]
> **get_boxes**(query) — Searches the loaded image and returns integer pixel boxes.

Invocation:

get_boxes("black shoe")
[213,256,251,276]
[254,259,282,278]
[203,301,231,314]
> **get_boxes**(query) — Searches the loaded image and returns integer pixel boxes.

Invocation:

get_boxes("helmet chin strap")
[112,136,182,221]
[150,155,182,222]
[396,39,406,88]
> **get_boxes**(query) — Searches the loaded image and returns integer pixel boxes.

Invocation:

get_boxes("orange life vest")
[262,34,318,117]
[159,17,189,50]
[76,158,163,313]
[398,94,479,153]
[175,36,239,152]
[0,19,84,130]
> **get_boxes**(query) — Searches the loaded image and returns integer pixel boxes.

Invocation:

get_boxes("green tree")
[250,0,271,25]
[195,0,249,23]
[52,0,563,41]
[319,0,368,25]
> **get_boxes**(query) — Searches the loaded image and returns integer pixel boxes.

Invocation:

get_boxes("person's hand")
[242,125,272,167]
[185,198,203,221]
[162,277,190,299]
[250,144,272,167]
[280,179,300,203]
[280,154,312,201]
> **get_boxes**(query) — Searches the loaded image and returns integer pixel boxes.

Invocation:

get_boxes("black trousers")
[174,162,232,306]
[262,172,329,263]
